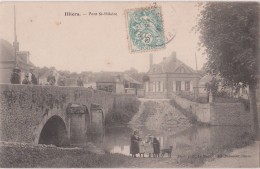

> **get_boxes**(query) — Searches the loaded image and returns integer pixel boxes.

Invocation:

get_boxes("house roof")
[0,39,15,61]
[147,52,195,74]
[199,74,221,85]
[96,72,142,84]
[123,74,142,85]
[96,74,119,83]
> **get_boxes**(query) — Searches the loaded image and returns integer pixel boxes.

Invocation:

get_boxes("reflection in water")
[110,145,130,156]
[82,126,250,157]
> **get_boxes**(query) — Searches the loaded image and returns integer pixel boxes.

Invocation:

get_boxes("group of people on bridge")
[10,67,38,85]
[10,66,85,87]
[130,130,160,158]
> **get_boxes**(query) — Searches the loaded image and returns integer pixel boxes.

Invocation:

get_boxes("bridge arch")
[38,115,68,146]
[33,109,69,146]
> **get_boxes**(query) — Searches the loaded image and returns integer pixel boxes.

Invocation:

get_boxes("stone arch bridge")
[0,84,134,146]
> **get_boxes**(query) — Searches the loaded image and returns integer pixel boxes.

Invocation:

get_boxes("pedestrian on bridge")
[77,77,84,87]
[22,73,31,84]
[10,66,21,84]
[30,67,38,85]
[47,70,56,86]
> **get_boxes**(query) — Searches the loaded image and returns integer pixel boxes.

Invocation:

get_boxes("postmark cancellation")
[125,7,165,53]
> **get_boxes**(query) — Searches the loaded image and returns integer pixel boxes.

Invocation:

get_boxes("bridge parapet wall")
[0,84,115,144]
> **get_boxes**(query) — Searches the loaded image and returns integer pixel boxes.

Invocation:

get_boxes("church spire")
[13,5,19,65]
[14,5,17,42]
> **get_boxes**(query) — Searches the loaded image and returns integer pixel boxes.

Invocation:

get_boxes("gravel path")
[202,141,259,168]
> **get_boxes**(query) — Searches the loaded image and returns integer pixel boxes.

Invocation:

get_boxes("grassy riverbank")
[0,144,185,168]
[0,132,254,168]
[176,131,255,167]
[0,146,128,168]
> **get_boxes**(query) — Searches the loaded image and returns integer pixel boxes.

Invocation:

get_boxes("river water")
[77,125,250,157]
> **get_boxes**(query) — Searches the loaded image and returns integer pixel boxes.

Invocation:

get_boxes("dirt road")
[202,141,259,168]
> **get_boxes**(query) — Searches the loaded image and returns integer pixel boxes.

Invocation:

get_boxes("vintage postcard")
[0,1,259,168]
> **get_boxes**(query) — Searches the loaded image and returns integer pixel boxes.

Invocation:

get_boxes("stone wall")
[137,89,145,98]
[171,94,210,123]
[145,92,168,99]
[0,84,115,144]
[210,103,251,126]
[113,94,137,108]
[171,94,251,126]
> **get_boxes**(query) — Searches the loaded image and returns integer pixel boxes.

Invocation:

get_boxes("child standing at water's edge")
[145,135,154,158]
[139,139,145,158]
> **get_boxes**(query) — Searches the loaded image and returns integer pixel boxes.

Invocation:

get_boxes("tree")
[197,2,259,138]
[142,75,150,82]
[36,66,49,77]
[124,67,146,82]
[205,76,219,97]
[124,67,138,76]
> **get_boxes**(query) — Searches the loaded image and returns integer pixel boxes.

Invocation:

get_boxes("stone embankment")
[129,99,191,134]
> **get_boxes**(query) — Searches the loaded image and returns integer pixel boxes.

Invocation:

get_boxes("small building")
[96,74,125,94]
[96,73,143,95]
[0,10,34,84]
[122,74,143,95]
[144,51,201,99]
[0,39,33,83]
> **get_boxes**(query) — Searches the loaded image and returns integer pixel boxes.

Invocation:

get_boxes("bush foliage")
[169,99,198,124]
[177,91,208,104]
[105,98,141,126]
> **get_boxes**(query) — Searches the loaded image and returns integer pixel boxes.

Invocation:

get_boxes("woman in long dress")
[153,137,160,158]
[130,130,140,157]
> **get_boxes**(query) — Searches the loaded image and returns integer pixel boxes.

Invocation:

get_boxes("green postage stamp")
[125,7,165,53]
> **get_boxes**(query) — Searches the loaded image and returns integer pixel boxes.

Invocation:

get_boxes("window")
[145,82,149,92]
[149,82,153,92]
[161,81,164,92]
[176,81,181,91]
[185,81,190,91]
[158,81,161,92]
[97,84,114,92]
[107,85,113,92]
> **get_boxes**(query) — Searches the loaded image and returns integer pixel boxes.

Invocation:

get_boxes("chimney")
[149,54,153,68]
[171,51,176,61]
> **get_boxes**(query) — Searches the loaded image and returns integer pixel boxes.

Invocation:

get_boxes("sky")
[0,2,206,73]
